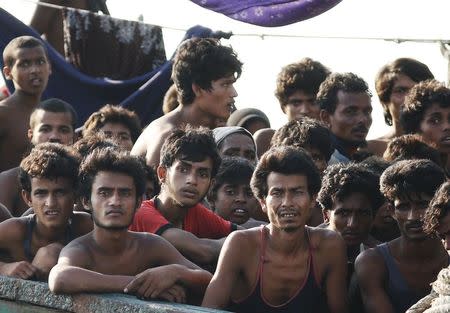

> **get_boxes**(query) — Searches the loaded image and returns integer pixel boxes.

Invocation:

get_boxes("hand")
[2,261,37,279]
[124,265,180,299]
[158,284,187,303]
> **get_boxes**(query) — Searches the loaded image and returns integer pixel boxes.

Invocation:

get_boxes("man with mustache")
[356,159,449,313]
[318,72,373,164]
[131,38,242,167]
[0,98,77,216]
[130,127,240,265]
[0,36,52,172]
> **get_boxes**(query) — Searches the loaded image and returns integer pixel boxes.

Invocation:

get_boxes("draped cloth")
[189,0,342,27]
[0,8,224,127]
[62,8,166,79]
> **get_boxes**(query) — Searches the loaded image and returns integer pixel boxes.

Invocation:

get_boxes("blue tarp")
[0,8,222,127]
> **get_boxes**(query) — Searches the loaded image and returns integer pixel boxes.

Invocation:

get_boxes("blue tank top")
[228,227,328,313]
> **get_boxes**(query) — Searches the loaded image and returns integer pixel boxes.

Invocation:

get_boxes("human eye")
[60,126,72,134]
[225,187,236,196]
[18,60,30,68]
[120,133,131,141]
[428,115,441,125]
[37,58,46,65]
[119,189,132,197]
[199,170,210,179]
[33,189,47,197]
[98,189,111,197]
[39,125,51,133]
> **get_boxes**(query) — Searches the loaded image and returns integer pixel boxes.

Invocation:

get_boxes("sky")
[0,0,449,139]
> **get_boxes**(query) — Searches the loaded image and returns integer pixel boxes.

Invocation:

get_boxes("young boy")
[202,146,348,313]
[130,127,240,265]
[0,98,77,216]
[0,36,52,172]
[131,38,242,167]
[0,143,92,280]
[49,147,211,303]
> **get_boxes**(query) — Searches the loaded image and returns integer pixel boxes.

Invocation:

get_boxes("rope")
[18,0,450,44]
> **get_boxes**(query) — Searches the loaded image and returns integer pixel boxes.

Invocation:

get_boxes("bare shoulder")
[308,226,345,251]
[71,211,93,235]
[355,246,385,269]
[0,167,19,180]
[224,228,260,252]
[59,234,94,267]
[0,217,27,240]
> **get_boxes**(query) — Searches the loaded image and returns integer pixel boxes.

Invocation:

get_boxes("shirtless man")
[356,159,449,313]
[369,58,434,156]
[254,58,330,158]
[131,38,242,167]
[202,146,348,313]
[0,98,77,216]
[49,148,211,303]
[0,36,51,172]
[30,0,109,55]
[0,143,92,281]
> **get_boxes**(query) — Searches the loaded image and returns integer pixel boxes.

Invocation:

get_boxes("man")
[49,147,211,303]
[202,146,348,313]
[370,58,434,156]
[130,127,240,265]
[82,104,142,151]
[318,72,373,164]
[356,159,449,313]
[213,126,257,165]
[318,163,384,271]
[400,79,450,170]
[0,36,52,172]
[0,143,92,281]
[131,38,242,167]
[254,58,330,158]
[0,98,77,216]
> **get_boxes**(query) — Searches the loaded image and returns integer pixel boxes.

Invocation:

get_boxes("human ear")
[192,83,204,97]
[259,198,268,213]
[3,66,12,80]
[157,165,167,184]
[27,128,33,142]
[21,190,32,207]
[319,109,331,128]
[81,197,91,211]
[322,209,330,223]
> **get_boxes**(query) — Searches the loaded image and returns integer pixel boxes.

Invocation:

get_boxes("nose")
[231,85,238,98]
[45,194,57,208]
[235,190,246,203]
[347,214,358,228]
[109,191,121,206]
[407,209,423,221]
[299,104,310,114]
[185,172,198,186]
[48,130,62,143]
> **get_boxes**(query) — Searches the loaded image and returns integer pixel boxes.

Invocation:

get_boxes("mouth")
[406,223,424,232]
[30,77,43,87]
[232,208,248,217]
[180,188,198,199]
[351,128,368,137]
[44,210,60,217]
[106,209,124,216]
[440,136,450,145]
[279,212,298,219]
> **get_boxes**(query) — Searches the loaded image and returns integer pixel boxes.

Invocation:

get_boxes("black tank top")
[23,214,74,262]
[228,226,328,313]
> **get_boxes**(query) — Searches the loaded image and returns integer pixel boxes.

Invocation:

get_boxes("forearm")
[171,264,212,295]
[49,265,133,294]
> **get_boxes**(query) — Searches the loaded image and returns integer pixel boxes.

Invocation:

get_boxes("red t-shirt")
[130,199,236,239]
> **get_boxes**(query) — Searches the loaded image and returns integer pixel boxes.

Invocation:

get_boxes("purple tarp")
[190,0,342,27]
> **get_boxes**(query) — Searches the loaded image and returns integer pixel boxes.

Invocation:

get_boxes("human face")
[372,201,397,231]
[23,177,74,229]
[29,110,74,146]
[196,75,238,120]
[88,171,139,230]
[437,212,450,250]
[161,159,213,208]
[283,90,319,121]
[219,133,257,165]
[3,46,51,95]
[419,103,450,154]
[324,91,372,144]
[100,122,134,151]
[393,194,431,241]
[387,74,416,125]
[213,183,257,225]
[261,173,314,232]
[324,192,374,247]
[143,179,156,200]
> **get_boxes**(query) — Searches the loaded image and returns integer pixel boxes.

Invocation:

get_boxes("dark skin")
[253,128,275,159]
[30,0,90,55]
[0,167,28,216]
[355,196,449,313]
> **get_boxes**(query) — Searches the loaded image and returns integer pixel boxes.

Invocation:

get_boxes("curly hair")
[275,58,330,109]
[423,182,450,235]
[162,84,180,114]
[251,146,320,201]
[317,72,372,114]
[380,159,445,203]
[383,134,442,166]
[172,38,242,105]
[400,80,450,134]
[317,163,384,214]
[160,126,221,178]
[83,104,142,143]
[19,143,81,193]
[375,58,434,126]
[271,117,334,162]
[72,133,118,158]
[79,147,146,200]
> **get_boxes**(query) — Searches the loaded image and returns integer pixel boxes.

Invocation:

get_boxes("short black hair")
[318,163,384,214]
[19,143,80,193]
[401,79,450,135]
[160,126,221,178]
[380,159,445,202]
[3,36,48,67]
[317,72,372,114]
[79,147,146,200]
[271,117,334,162]
[30,98,78,130]
[251,146,320,200]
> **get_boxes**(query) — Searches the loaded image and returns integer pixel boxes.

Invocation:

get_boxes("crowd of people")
[0,28,449,313]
